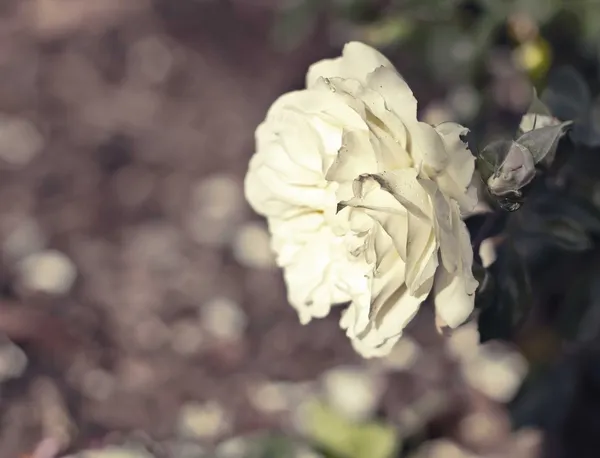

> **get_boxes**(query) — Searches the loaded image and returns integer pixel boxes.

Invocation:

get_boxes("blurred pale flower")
[461,341,528,403]
[245,42,478,357]
[321,366,384,421]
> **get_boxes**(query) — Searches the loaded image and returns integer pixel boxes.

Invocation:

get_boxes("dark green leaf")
[541,217,592,252]
[555,262,595,342]
[477,139,512,182]
[520,191,600,251]
[575,278,600,344]
[304,400,398,458]
[509,357,578,431]
[541,66,591,122]
[571,98,600,147]
[478,241,533,342]
[252,435,299,458]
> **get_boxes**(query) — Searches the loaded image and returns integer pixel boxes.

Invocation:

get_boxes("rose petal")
[282,226,372,324]
[410,122,450,178]
[325,130,378,183]
[433,266,475,328]
[366,65,418,124]
[434,122,477,212]
[306,42,394,88]
[345,280,426,358]
[318,76,411,157]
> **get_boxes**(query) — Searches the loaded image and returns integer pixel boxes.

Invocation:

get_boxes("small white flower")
[519,112,560,133]
[519,88,560,133]
[244,42,478,357]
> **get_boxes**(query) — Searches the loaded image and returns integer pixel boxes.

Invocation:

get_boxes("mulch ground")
[0,2,515,457]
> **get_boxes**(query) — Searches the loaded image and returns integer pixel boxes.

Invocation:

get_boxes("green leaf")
[304,400,398,458]
[251,435,301,458]
[477,140,512,183]
[554,264,595,341]
[541,66,591,122]
[573,277,600,344]
[520,191,600,252]
[478,241,533,342]
[516,121,573,168]
[509,356,578,431]
[572,97,600,147]
[541,217,592,252]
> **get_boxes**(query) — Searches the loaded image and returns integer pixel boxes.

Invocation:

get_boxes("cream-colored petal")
[427,185,459,274]
[282,226,371,324]
[268,90,368,135]
[405,220,437,296]
[260,112,326,177]
[306,42,394,88]
[318,76,411,157]
[434,122,476,212]
[341,171,430,263]
[453,209,479,297]
[342,170,437,296]
[433,266,475,328]
[367,120,412,170]
[268,213,325,263]
[433,203,478,328]
[341,257,406,339]
[365,170,438,295]
[311,77,367,118]
[255,128,322,185]
[357,189,408,262]
[363,170,433,221]
[325,130,378,183]
[345,280,426,358]
[244,161,337,219]
[306,57,343,89]
[409,122,450,178]
[366,65,417,124]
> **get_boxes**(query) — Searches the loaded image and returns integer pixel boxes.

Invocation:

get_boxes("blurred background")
[0,0,599,457]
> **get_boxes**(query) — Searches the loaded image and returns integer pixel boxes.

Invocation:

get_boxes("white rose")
[244,42,478,357]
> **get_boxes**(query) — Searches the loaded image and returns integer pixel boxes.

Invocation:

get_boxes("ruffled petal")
[409,122,450,178]
[433,205,478,328]
[281,225,372,325]
[306,42,394,88]
[366,65,418,125]
[316,76,411,162]
[433,266,475,328]
[325,130,378,183]
[343,264,425,358]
